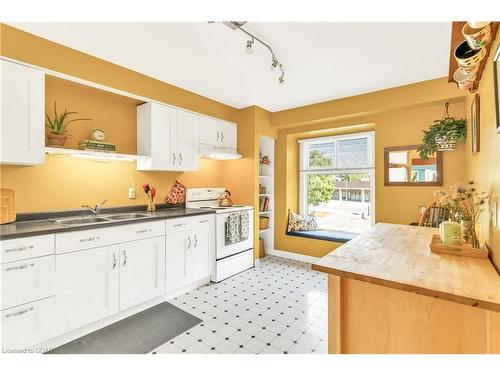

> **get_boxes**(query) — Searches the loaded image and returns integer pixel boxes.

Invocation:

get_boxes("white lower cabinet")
[119,237,166,310]
[1,214,215,350]
[165,231,189,293]
[56,245,120,331]
[187,218,213,283]
[1,297,56,351]
[166,216,213,293]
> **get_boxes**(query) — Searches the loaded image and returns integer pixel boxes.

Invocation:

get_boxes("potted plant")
[417,103,467,160]
[45,102,91,147]
[434,181,489,249]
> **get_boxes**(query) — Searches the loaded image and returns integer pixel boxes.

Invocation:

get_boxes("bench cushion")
[286,229,357,243]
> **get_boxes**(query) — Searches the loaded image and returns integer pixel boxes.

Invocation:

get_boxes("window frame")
[298,131,375,229]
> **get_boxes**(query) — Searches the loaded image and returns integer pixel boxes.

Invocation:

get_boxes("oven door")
[215,209,254,260]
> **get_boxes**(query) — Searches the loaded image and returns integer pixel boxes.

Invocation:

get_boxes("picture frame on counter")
[471,93,480,153]
[494,44,500,133]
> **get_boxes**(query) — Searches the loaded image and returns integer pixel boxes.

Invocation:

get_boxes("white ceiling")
[9,22,451,112]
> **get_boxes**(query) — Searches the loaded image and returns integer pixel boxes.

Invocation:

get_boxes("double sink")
[50,212,152,227]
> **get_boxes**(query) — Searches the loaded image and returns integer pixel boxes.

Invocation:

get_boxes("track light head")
[245,40,253,54]
[278,76,285,85]
[270,57,279,71]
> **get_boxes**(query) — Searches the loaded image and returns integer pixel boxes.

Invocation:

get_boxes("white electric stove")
[186,188,254,282]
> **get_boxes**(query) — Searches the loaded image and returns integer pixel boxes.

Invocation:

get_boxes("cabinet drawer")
[165,217,193,234]
[1,297,56,350]
[56,226,121,254]
[1,234,54,264]
[55,221,166,254]
[128,220,165,240]
[1,255,55,310]
[195,215,215,226]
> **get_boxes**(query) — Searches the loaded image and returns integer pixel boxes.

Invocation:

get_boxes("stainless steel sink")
[104,213,150,221]
[51,212,152,227]
[52,216,112,226]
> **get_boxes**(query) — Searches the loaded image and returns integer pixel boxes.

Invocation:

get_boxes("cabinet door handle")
[173,223,185,227]
[122,251,127,266]
[199,219,209,223]
[221,132,224,142]
[136,228,151,233]
[5,307,34,319]
[5,245,34,253]
[187,235,192,249]
[5,263,35,272]
[112,253,117,270]
[194,235,198,248]
[216,131,220,142]
[173,153,176,164]
[80,236,100,242]
[179,153,182,165]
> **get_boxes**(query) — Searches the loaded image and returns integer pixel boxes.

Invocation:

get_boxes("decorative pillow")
[165,180,186,204]
[287,210,319,232]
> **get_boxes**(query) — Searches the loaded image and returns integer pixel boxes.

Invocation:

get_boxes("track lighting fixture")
[219,21,286,85]
[271,56,279,71]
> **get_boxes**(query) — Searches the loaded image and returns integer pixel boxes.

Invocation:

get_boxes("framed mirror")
[384,145,443,186]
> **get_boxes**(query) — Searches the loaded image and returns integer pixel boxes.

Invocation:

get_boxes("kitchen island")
[312,223,500,354]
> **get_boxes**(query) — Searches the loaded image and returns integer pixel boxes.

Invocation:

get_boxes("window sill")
[286,229,357,244]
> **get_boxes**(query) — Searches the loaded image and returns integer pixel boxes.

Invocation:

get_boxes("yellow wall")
[274,80,467,258]
[464,29,500,270]
[221,106,278,259]
[0,24,243,212]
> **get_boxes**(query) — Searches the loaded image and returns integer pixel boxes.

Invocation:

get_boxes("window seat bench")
[286,229,358,243]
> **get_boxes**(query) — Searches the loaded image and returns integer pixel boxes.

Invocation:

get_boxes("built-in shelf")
[259,136,275,254]
[45,147,148,161]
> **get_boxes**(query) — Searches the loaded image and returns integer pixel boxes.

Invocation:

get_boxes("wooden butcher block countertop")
[312,223,500,312]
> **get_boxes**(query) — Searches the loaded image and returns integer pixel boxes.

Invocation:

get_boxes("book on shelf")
[259,196,270,212]
[78,140,116,152]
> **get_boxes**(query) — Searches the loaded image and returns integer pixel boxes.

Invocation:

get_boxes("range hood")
[199,144,242,160]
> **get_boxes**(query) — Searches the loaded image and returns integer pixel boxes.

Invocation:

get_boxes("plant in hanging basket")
[417,103,467,160]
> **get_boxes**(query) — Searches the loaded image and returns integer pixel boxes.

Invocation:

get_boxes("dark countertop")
[0,205,214,240]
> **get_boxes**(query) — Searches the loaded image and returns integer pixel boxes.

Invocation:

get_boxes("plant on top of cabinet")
[45,101,92,147]
[417,102,467,160]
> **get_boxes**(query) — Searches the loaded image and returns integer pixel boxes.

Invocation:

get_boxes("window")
[299,132,374,234]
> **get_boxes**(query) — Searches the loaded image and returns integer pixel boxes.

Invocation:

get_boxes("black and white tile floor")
[155,255,328,354]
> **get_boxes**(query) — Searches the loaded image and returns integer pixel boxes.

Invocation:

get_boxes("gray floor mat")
[47,302,202,354]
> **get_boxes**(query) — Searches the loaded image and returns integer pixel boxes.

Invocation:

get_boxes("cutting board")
[1,188,16,224]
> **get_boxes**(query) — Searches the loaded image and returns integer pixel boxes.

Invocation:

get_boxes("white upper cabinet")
[1,60,45,165]
[199,116,237,150]
[176,109,200,171]
[137,102,199,171]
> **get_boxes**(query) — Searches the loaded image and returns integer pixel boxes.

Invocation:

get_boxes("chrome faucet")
[82,200,107,215]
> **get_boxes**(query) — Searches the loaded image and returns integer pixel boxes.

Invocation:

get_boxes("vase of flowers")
[434,181,488,249]
[259,153,271,176]
[143,184,157,212]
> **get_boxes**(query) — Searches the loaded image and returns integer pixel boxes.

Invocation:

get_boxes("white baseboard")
[266,248,320,264]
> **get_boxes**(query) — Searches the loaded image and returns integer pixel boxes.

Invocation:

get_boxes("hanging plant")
[417,103,467,160]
